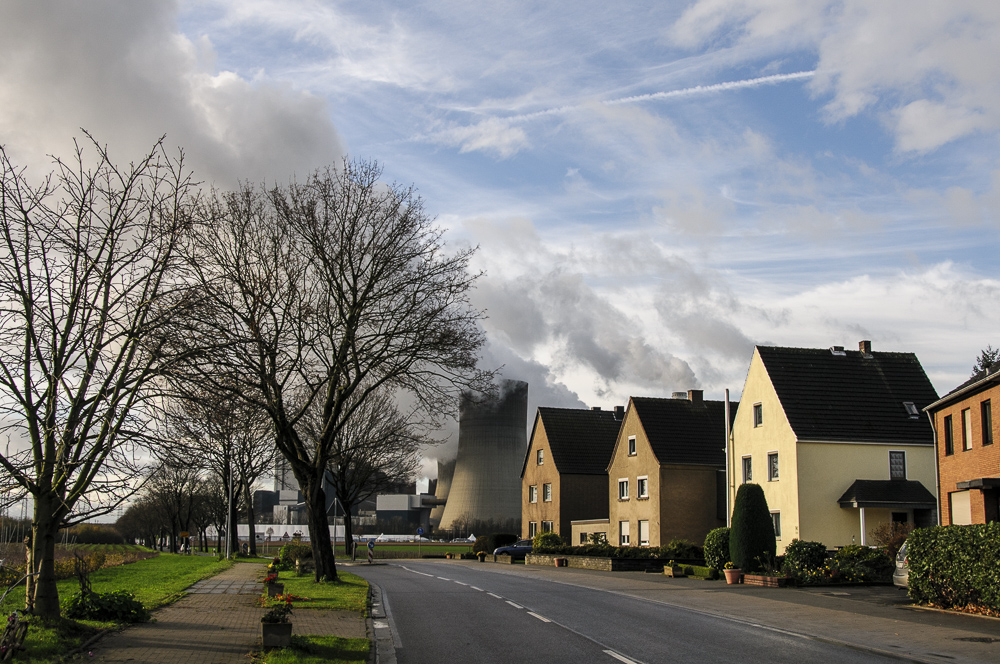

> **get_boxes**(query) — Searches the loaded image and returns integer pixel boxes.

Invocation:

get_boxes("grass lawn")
[254,635,369,664]
[1,554,232,663]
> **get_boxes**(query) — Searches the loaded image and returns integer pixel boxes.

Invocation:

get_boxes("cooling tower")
[428,459,455,526]
[438,380,528,531]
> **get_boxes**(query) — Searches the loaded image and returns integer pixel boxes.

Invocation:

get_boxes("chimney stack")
[688,389,703,405]
[859,340,872,357]
[614,405,625,419]
[591,406,602,411]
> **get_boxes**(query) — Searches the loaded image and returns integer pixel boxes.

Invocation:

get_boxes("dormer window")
[903,402,919,418]
[830,346,846,356]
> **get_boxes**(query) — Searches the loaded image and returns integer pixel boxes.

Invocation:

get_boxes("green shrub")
[532,531,563,551]
[782,539,827,573]
[658,539,701,560]
[833,545,893,584]
[729,483,776,573]
[473,533,518,553]
[278,543,312,570]
[908,523,1000,611]
[703,528,730,570]
[63,590,150,623]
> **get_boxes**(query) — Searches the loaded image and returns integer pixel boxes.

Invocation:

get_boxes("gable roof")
[629,396,737,467]
[522,407,622,477]
[756,345,938,445]
[925,359,1000,411]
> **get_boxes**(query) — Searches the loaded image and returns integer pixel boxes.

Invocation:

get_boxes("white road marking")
[454,581,468,586]
[470,586,483,591]
[487,593,502,599]
[437,576,451,581]
[506,601,524,609]
[527,612,551,623]
[604,650,640,664]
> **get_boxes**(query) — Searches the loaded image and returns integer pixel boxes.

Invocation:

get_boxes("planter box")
[266,582,284,598]
[493,554,516,564]
[664,566,686,578]
[261,621,292,648]
[743,574,791,588]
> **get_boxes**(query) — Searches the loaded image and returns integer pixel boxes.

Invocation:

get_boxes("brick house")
[605,391,734,548]
[521,406,623,541]
[731,341,938,553]
[925,360,1000,524]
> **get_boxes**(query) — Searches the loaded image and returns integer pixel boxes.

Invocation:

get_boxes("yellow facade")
[522,418,560,539]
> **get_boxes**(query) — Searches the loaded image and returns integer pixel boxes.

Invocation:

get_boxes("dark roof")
[630,397,737,467]
[837,479,936,509]
[757,346,937,444]
[524,407,622,476]
[927,359,1000,410]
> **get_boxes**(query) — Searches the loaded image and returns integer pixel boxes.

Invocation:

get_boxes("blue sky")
[2,1,999,464]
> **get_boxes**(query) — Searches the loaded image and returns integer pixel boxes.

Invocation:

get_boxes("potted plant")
[476,551,487,562]
[723,561,742,585]
[664,560,685,578]
[260,600,293,648]
[264,573,284,598]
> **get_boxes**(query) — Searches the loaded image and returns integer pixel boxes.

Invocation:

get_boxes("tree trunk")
[228,492,240,556]
[342,501,355,557]
[22,535,34,614]
[301,478,337,582]
[244,479,258,556]
[31,497,62,619]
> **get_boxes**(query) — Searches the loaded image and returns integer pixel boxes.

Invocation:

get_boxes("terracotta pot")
[723,568,743,585]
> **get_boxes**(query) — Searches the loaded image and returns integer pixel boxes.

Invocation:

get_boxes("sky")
[2,1,999,475]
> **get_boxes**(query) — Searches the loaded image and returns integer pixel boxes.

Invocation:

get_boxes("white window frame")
[753,403,763,427]
[529,485,537,503]
[771,511,781,539]
[528,521,537,537]
[636,475,648,498]
[962,408,973,451]
[767,451,778,481]
[742,456,752,484]
[536,449,544,465]
[543,483,552,502]
[541,520,553,533]
[619,521,630,546]
[638,520,650,546]
[628,435,637,456]
[889,450,906,480]
[618,478,629,500]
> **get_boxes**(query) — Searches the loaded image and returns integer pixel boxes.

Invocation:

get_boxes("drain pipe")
[725,389,732,527]
[926,410,941,526]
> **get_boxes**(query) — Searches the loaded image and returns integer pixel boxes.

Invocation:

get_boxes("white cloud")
[431,118,529,158]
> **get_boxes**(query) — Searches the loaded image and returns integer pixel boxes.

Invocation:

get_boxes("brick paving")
[91,563,366,664]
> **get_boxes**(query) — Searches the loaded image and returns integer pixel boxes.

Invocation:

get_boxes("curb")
[368,583,396,664]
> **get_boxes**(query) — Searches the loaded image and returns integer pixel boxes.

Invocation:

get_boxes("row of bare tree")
[0,134,490,618]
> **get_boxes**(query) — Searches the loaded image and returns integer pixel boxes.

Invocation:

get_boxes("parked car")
[493,539,533,560]
[893,540,909,588]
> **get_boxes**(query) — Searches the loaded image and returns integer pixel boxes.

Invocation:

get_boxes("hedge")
[907,523,1000,612]
[533,540,702,561]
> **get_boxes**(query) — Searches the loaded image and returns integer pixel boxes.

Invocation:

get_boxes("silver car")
[893,540,909,588]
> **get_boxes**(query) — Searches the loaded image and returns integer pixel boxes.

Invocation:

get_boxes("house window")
[771,511,781,539]
[944,415,954,455]
[903,402,919,418]
[637,476,648,498]
[753,403,763,427]
[628,436,636,456]
[767,452,779,481]
[619,521,630,546]
[983,400,993,446]
[638,520,649,546]
[536,449,544,465]
[742,456,752,483]
[618,479,629,500]
[580,532,588,544]
[889,451,906,480]
[962,408,972,451]
[528,521,537,537]
[543,483,552,502]
[541,520,553,532]
[529,485,537,503]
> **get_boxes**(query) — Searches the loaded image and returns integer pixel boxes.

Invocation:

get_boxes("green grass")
[268,570,368,614]
[254,635,369,664]
[2,554,233,663]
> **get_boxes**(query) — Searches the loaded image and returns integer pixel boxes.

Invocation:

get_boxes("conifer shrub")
[703,527,731,570]
[729,483,776,572]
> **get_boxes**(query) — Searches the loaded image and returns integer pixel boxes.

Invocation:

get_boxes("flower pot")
[267,582,284,597]
[261,621,292,648]
[554,557,567,567]
[723,568,743,585]
[477,552,487,562]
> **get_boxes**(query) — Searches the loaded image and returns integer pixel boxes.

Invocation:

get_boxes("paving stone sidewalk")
[91,563,366,664]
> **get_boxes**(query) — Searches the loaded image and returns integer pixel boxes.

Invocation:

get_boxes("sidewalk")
[91,563,366,664]
[454,560,1000,664]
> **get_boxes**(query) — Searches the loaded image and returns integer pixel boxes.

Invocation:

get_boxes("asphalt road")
[354,561,903,664]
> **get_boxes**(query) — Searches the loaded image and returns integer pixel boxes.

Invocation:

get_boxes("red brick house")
[925,361,1000,524]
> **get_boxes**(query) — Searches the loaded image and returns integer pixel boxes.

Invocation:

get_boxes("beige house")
[731,341,938,554]
[521,406,623,542]
[606,391,734,548]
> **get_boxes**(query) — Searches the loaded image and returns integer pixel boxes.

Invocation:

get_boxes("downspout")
[725,389,732,527]
[926,410,941,526]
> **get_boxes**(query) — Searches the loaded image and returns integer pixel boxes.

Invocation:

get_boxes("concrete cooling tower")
[428,459,455,527]
[437,380,528,531]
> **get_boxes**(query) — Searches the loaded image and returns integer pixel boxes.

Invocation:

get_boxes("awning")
[837,479,936,509]
[956,477,1000,491]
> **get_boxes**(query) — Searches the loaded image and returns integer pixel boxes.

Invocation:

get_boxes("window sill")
[636,496,649,501]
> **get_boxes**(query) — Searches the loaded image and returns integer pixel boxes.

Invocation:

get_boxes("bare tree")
[142,462,203,553]
[177,160,492,581]
[311,386,425,555]
[0,135,195,617]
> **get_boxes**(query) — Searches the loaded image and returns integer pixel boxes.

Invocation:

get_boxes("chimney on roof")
[671,391,687,399]
[859,340,872,357]
[614,405,624,419]
[688,389,703,405]
[591,406,601,411]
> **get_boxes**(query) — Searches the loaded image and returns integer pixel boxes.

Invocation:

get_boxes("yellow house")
[730,341,938,554]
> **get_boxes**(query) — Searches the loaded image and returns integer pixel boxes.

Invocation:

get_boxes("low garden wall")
[526,553,696,572]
